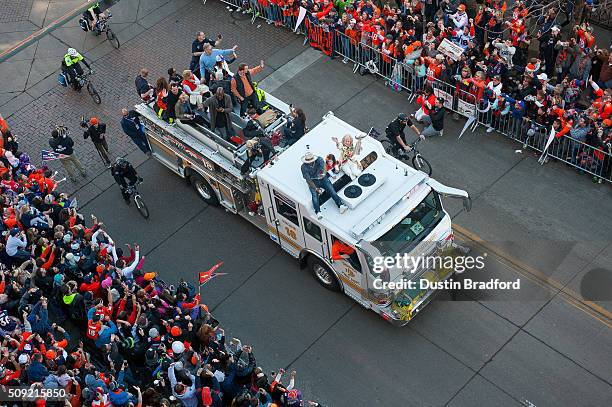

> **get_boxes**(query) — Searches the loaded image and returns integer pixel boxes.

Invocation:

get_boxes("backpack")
[58,73,68,87]
[79,17,90,32]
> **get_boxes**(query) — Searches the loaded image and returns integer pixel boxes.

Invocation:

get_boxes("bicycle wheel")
[133,194,150,219]
[412,154,432,176]
[86,82,102,104]
[106,28,120,49]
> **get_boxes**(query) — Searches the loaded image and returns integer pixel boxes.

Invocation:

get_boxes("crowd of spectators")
[229,0,612,181]
[0,120,324,406]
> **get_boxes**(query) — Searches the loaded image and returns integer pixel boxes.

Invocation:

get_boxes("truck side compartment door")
[268,188,306,257]
[328,234,365,301]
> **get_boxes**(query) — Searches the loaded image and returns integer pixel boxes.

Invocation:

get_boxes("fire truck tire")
[307,256,341,292]
[190,174,219,206]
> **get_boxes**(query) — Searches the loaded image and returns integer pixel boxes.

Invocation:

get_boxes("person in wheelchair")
[111,157,141,204]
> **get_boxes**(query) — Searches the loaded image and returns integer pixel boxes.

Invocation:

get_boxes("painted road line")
[453,224,612,328]
[258,47,323,93]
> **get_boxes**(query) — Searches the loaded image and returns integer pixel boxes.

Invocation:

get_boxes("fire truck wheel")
[190,173,219,206]
[308,256,341,292]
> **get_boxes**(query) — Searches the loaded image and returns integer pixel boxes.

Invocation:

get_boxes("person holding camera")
[49,127,87,182]
[240,137,273,174]
[282,106,306,146]
[83,117,111,166]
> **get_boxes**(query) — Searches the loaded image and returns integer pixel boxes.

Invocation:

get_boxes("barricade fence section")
[214,0,612,182]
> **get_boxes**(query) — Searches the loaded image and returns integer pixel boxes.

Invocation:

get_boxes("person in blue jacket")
[27,298,52,336]
[120,108,151,155]
[27,353,49,383]
[199,44,238,85]
[501,94,526,138]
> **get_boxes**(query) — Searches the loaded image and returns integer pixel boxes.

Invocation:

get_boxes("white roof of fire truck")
[257,113,431,243]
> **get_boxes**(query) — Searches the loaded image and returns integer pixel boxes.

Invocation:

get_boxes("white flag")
[538,127,556,164]
[294,7,307,32]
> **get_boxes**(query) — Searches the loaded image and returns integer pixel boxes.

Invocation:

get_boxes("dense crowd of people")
[1,1,609,406]
[0,118,324,406]
[226,0,612,181]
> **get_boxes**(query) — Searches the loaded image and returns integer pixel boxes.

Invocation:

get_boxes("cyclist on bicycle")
[61,48,91,91]
[385,113,424,154]
[111,157,141,204]
[83,1,104,32]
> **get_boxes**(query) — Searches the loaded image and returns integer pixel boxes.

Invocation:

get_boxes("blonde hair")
[246,138,259,149]
[182,70,192,80]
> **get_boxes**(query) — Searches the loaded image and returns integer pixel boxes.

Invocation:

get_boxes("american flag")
[41,150,68,161]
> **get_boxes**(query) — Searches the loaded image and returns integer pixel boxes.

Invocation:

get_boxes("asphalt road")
[1,0,611,405]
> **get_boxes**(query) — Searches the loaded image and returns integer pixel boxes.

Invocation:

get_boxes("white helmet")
[67,48,78,57]
[172,341,185,354]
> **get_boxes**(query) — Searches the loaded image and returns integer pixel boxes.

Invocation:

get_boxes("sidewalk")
[0,0,297,199]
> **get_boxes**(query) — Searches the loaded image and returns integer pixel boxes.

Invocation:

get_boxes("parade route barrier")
[215,0,612,183]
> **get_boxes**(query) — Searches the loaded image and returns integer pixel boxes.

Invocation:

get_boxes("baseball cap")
[89,117,98,126]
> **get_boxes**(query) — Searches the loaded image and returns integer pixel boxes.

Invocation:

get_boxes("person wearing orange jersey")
[314,0,334,20]
[575,24,595,52]
[424,54,444,84]
[415,86,437,122]
[370,23,385,48]
[381,35,395,65]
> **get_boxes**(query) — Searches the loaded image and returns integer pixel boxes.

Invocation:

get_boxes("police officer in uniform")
[61,48,91,90]
[110,157,141,204]
[385,113,423,153]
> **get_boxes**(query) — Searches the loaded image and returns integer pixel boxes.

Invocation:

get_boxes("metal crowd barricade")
[546,133,612,181]
[476,109,612,182]
[211,0,611,183]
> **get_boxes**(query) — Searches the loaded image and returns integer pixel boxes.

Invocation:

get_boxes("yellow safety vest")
[64,53,84,67]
